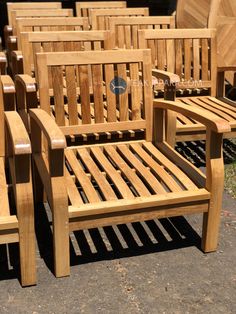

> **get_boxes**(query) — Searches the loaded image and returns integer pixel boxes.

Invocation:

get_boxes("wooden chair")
[76,1,126,27]
[0,47,7,75]
[10,17,89,76]
[0,75,36,286]
[90,8,149,30]
[15,30,114,131]
[108,16,175,49]
[4,2,62,48]
[28,49,230,277]
[176,0,236,86]
[7,2,62,25]
[138,28,236,143]
[6,10,74,76]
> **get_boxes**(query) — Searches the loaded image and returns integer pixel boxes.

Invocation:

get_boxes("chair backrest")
[7,2,62,24]
[11,9,74,36]
[21,30,115,77]
[76,1,127,24]
[108,16,175,49]
[138,28,217,96]
[176,0,214,28]
[36,49,153,141]
[90,8,149,30]
[16,17,89,49]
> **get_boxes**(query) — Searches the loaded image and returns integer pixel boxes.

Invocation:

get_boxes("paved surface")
[0,190,235,314]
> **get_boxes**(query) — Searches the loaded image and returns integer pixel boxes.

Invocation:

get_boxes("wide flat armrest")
[5,111,31,155]
[1,75,15,94]
[152,69,180,84]
[15,74,36,92]
[29,109,66,150]
[153,99,231,133]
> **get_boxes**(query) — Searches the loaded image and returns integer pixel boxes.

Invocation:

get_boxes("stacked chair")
[0,0,234,286]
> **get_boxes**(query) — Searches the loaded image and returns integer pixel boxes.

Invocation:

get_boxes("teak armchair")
[76,1,127,27]
[108,16,175,49]
[29,49,230,277]
[138,28,236,143]
[90,8,149,30]
[0,76,36,286]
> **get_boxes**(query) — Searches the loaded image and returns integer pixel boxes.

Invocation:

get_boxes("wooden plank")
[193,38,200,81]
[201,38,209,81]
[130,143,183,192]
[78,65,91,124]
[92,64,104,123]
[117,144,167,194]
[117,64,129,121]
[65,167,83,206]
[184,39,192,81]
[105,64,116,122]
[90,146,134,199]
[65,66,78,125]
[51,66,65,126]
[77,148,117,201]
[129,62,141,120]
[65,149,100,203]
[104,145,151,197]
[144,142,200,190]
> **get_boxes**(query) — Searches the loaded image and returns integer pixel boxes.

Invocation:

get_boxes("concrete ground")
[0,141,235,314]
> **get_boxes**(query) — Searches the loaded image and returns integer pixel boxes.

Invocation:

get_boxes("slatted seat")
[29,49,230,278]
[0,75,36,286]
[138,28,236,143]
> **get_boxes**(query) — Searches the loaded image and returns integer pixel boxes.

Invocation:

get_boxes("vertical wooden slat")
[125,25,131,49]
[92,64,104,123]
[193,38,200,81]
[201,38,209,81]
[132,25,138,49]
[175,39,183,78]
[166,39,175,73]
[184,39,192,81]
[129,62,141,120]
[65,66,78,125]
[157,39,166,70]
[78,65,91,124]
[51,66,65,126]
[117,64,128,121]
[105,64,117,122]
[117,25,125,48]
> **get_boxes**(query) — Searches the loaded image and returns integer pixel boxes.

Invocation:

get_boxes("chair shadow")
[35,202,201,274]
[0,243,20,283]
[176,139,236,167]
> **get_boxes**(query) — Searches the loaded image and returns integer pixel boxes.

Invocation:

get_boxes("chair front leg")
[202,129,224,252]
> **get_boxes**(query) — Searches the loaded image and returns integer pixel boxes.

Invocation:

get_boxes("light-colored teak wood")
[138,28,236,142]
[7,2,62,24]
[76,1,126,27]
[108,16,175,49]
[29,48,230,277]
[90,7,149,30]
[0,76,36,286]
[15,30,115,129]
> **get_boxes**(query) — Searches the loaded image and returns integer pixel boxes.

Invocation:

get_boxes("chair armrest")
[153,99,231,133]
[218,65,236,72]
[4,25,13,49]
[5,111,31,155]
[15,74,36,93]
[1,75,15,94]
[29,108,66,150]
[152,69,180,85]
[0,52,7,74]
[11,50,23,76]
[15,75,37,114]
